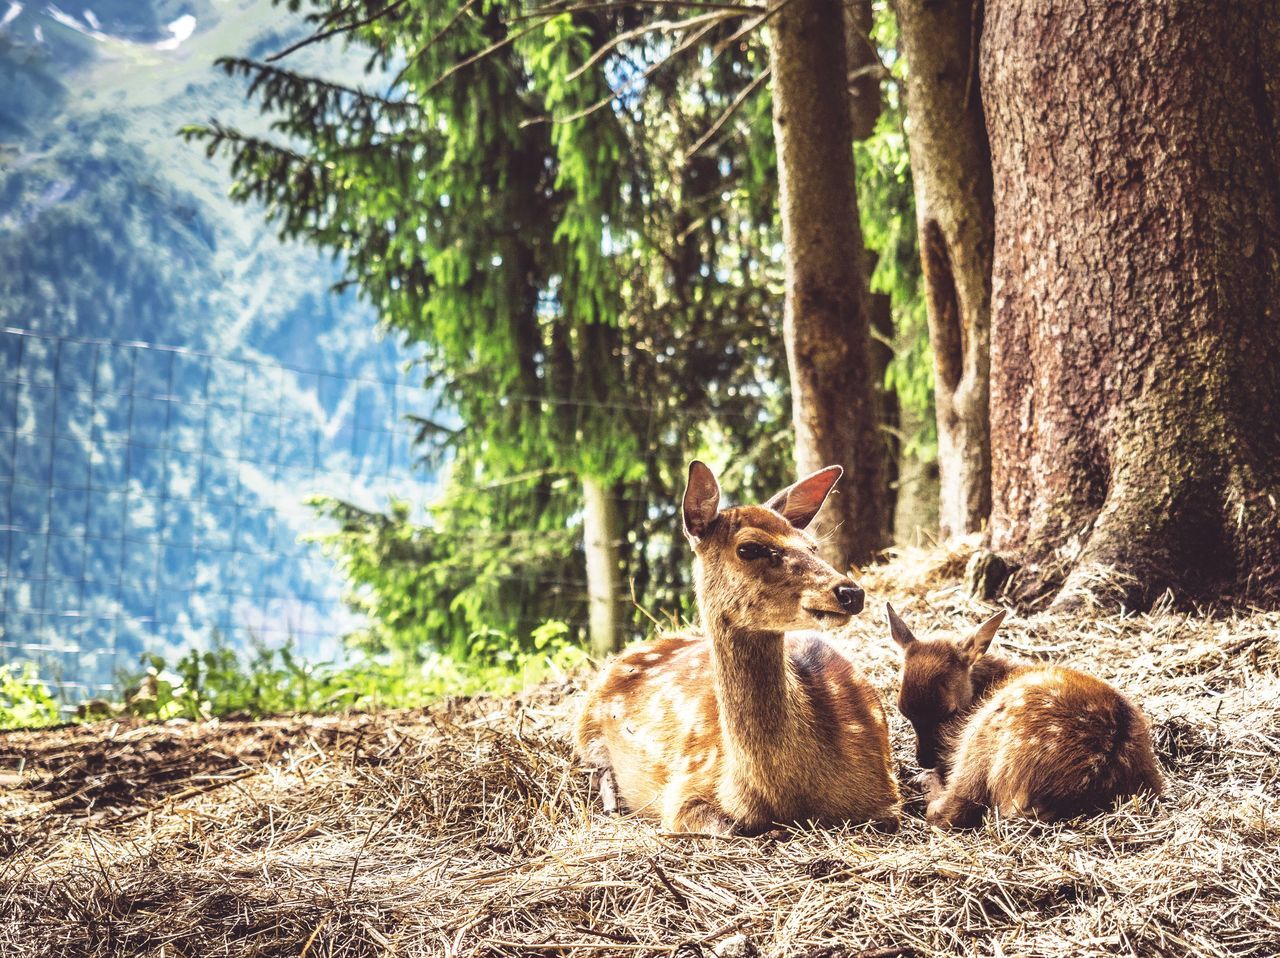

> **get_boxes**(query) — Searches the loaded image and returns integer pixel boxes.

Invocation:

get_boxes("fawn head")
[885,603,1007,769]
[681,460,864,633]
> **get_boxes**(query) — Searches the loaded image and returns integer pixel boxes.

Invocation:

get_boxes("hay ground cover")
[2,546,1279,958]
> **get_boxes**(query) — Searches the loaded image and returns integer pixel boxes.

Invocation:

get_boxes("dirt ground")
[2,546,1278,957]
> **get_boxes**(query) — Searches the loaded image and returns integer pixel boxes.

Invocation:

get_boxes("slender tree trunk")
[845,0,881,141]
[582,476,624,656]
[845,1,899,544]
[894,0,994,541]
[983,0,1280,609]
[768,0,887,568]
[868,284,898,545]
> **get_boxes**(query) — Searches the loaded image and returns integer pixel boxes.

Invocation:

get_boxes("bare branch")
[266,0,409,63]
[564,10,738,85]
[545,0,792,130]
[504,0,765,21]
[705,0,777,63]
[421,0,484,59]
[524,17,723,127]
[848,61,889,81]
[421,17,551,95]
[848,9,893,84]
[682,65,769,160]
[389,0,483,90]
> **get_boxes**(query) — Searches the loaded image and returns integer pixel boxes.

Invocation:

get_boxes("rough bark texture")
[894,0,995,541]
[582,476,624,655]
[845,0,881,141]
[846,2,899,545]
[769,0,887,568]
[983,0,1280,608]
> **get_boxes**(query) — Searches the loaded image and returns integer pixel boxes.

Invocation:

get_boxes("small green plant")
[121,642,395,721]
[457,618,585,697]
[115,619,586,723]
[0,664,63,730]
[1,617,586,730]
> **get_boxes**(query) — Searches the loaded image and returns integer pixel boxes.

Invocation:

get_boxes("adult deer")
[886,604,1163,828]
[575,461,899,834]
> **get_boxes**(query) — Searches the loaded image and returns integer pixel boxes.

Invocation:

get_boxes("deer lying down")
[575,462,900,835]
[885,604,1163,828]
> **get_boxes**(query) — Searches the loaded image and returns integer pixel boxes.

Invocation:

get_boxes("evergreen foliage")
[188,0,930,659]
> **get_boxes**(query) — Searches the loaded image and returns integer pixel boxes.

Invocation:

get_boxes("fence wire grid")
[0,327,436,700]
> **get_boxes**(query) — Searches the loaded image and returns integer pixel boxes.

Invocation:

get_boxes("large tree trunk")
[983,0,1280,609]
[894,0,995,541]
[768,0,887,568]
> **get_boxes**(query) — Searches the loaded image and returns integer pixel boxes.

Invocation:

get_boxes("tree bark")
[982,0,1280,609]
[768,0,888,568]
[845,1,899,545]
[583,476,624,656]
[845,0,881,141]
[868,282,899,545]
[894,0,995,541]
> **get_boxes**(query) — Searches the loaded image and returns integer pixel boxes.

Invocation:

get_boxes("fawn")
[575,461,900,834]
[885,603,1163,828]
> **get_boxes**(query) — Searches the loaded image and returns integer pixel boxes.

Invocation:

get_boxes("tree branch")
[565,9,739,85]
[421,17,551,95]
[525,17,724,127]
[682,65,769,160]
[266,0,409,63]
[504,0,765,21]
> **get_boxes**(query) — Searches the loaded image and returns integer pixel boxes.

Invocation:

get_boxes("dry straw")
[2,544,1278,957]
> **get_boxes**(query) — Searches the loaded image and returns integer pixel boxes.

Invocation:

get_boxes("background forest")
[3,0,939,711]
[2,0,1278,720]
[188,0,941,670]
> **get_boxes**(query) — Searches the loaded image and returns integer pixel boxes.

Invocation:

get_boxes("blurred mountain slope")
[0,0,433,693]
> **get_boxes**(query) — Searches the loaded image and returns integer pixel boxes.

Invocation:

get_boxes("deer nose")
[834,584,864,614]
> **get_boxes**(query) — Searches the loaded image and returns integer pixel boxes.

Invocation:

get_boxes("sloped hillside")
[0,0,434,686]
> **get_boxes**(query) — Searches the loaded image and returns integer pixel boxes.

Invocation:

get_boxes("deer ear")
[682,460,721,541]
[960,609,1007,664]
[885,603,916,649]
[764,465,843,530]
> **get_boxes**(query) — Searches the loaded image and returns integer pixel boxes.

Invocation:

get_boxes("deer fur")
[886,604,1163,828]
[575,461,900,834]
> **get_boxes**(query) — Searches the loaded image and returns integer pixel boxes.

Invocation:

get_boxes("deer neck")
[700,595,798,768]
[968,654,1024,706]
[936,654,1029,779]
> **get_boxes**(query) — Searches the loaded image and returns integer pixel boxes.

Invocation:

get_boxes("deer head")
[885,603,1007,769]
[681,461,865,634]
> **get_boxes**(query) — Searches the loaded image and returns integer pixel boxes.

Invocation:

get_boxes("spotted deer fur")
[886,604,1163,828]
[575,462,900,834]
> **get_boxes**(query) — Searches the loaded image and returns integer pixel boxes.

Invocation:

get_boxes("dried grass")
[3,545,1279,957]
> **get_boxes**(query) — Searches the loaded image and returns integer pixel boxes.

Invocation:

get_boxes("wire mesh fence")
[0,327,437,700]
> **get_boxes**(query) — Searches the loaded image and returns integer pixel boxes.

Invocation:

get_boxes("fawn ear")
[682,460,722,541]
[960,609,1007,664]
[885,603,916,649]
[764,465,843,530]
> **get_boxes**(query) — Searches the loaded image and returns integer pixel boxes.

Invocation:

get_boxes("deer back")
[953,665,1164,819]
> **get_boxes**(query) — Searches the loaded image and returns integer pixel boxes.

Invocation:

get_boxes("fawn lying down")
[575,462,899,834]
[886,604,1163,828]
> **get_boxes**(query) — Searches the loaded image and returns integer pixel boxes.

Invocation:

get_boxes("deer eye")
[736,542,770,561]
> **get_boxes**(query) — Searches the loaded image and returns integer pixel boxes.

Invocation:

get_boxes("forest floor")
[2,545,1279,958]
